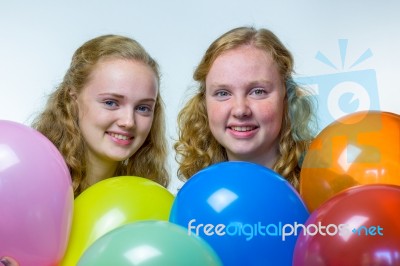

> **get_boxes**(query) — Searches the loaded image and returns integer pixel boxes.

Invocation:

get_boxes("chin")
[228,152,254,161]
[107,154,132,162]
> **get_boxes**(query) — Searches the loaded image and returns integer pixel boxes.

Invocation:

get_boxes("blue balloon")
[169,161,309,266]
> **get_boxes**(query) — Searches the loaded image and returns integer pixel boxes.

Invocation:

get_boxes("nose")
[117,108,135,129]
[232,97,251,118]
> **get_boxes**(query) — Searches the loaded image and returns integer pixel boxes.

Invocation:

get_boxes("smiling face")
[205,45,286,167]
[75,58,158,169]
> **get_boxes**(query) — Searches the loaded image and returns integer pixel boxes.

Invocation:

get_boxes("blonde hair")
[174,27,316,189]
[32,35,169,196]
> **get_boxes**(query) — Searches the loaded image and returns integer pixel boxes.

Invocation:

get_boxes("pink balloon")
[0,120,74,266]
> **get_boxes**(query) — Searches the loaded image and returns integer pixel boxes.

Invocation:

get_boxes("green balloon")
[77,221,222,266]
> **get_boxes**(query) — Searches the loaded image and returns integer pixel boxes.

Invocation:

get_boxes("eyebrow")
[247,80,273,87]
[98,93,157,102]
[208,80,273,88]
[98,93,125,99]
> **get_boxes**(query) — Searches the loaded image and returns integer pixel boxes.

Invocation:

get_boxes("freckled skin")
[205,45,285,167]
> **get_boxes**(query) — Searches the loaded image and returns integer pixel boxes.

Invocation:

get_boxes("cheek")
[88,111,110,126]
[77,102,99,127]
[206,102,224,125]
[257,100,284,122]
[137,117,154,135]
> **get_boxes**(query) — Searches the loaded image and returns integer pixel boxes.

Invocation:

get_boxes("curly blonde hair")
[32,35,169,197]
[174,27,316,189]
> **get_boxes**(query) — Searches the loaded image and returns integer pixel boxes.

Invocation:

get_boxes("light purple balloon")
[0,120,74,266]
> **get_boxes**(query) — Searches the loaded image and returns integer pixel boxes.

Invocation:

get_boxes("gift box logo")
[295,39,380,132]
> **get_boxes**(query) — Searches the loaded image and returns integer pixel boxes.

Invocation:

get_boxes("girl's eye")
[252,88,267,95]
[212,90,231,102]
[103,100,119,108]
[136,105,153,114]
[215,91,229,97]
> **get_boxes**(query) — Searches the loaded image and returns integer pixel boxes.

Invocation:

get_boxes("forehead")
[215,45,273,65]
[82,58,158,97]
[206,45,280,83]
[92,57,155,77]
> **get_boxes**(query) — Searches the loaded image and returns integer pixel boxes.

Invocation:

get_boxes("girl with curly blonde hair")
[32,34,169,197]
[174,26,316,189]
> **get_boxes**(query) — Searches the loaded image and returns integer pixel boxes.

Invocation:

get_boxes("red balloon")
[293,184,400,266]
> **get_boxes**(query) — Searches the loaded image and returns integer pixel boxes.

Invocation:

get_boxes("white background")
[1,0,399,194]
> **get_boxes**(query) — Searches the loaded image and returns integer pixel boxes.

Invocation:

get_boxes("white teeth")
[231,126,254,132]
[110,133,129,140]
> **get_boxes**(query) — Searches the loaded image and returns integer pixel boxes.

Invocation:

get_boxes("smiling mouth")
[108,132,132,140]
[230,126,257,132]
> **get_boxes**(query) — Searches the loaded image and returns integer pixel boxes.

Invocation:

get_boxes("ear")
[69,88,78,101]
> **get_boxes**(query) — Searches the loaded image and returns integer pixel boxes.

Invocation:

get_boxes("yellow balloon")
[61,176,174,266]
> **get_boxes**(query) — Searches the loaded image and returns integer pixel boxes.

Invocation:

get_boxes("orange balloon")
[300,111,400,212]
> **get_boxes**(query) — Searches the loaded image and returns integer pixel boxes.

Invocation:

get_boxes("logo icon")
[295,39,380,132]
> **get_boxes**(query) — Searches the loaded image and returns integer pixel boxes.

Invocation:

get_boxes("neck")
[84,155,119,189]
[227,146,279,170]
